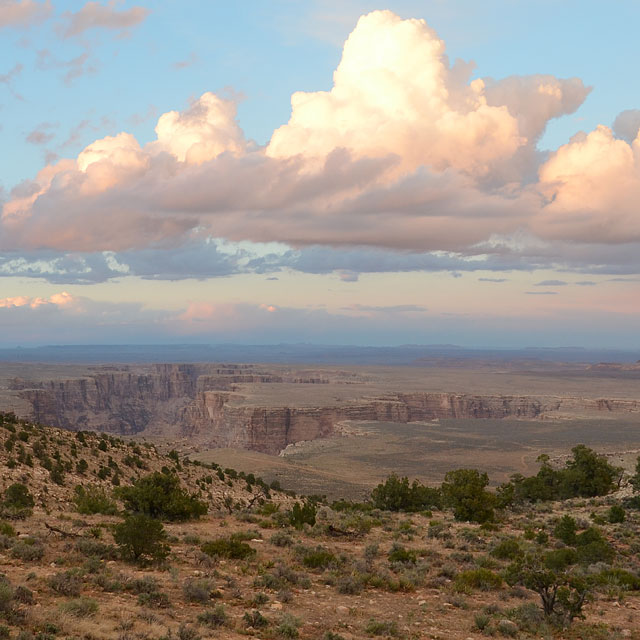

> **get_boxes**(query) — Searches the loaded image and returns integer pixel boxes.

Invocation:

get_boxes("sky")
[1,0,640,348]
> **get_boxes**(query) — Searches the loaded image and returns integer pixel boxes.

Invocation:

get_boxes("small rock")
[498,619,518,636]
[270,602,283,610]
[418,600,427,606]
[336,605,349,615]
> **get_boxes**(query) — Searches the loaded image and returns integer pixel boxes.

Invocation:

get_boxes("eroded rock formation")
[11,364,640,454]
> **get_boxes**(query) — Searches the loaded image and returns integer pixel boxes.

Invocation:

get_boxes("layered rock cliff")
[12,364,640,455]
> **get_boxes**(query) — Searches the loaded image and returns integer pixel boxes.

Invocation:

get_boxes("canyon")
[2,362,639,455]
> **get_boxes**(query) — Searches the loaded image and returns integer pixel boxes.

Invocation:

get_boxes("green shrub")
[177,624,199,640]
[244,610,269,629]
[608,504,626,523]
[302,548,336,569]
[336,574,364,594]
[115,472,207,521]
[138,591,170,608]
[454,568,503,592]
[73,485,118,515]
[201,537,256,560]
[49,464,65,486]
[441,469,495,523]
[560,445,619,498]
[276,614,301,639]
[505,556,592,625]
[574,527,614,564]
[113,514,169,563]
[371,474,441,512]
[3,483,34,518]
[387,544,417,565]
[270,531,294,547]
[554,515,577,545]
[490,538,522,561]
[511,446,620,503]
[506,602,546,634]
[596,568,640,590]
[473,613,491,631]
[287,501,317,529]
[13,585,32,605]
[0,579,14,614]
[11,539,44,561]
[59,597,98,617]
[183,578,214,603]
[544,548,578,571]
[365,619,399,637]
[75,538,117,560]
[127,576,159,594]
[197,604,227,628]
[47,570,82,596]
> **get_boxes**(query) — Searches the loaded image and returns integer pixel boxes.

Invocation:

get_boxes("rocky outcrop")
[13,364,640,454]
[178,391,636,455]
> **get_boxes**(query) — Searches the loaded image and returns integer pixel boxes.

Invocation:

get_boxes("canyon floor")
[196,415,640,500]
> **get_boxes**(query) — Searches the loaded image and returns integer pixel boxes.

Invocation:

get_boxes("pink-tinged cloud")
[267,10,526,179]
[0,0,51,28]
[61,1,149,38]
[537,125,640,243]
[0,291,74,308]
[148,92,245,164]
[1,9,636,269]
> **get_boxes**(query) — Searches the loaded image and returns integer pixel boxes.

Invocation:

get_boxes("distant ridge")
[0,343,639,364]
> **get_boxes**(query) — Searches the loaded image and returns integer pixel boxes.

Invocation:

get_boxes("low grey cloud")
[0,240,245,284]
[346,304,427,313]
[608,277,640,282]
[4,238,640,286]
[613,109,640,143]
[534,279,567,286]
[525,291,558,295]
[575,281,596,286]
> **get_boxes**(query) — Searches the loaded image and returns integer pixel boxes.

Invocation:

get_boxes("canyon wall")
[11,364,640,454]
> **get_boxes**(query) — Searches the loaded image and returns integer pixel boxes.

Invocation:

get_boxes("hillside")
[0,412,639,639]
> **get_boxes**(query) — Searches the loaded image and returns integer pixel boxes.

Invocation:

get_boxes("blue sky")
[1,1,640,347]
